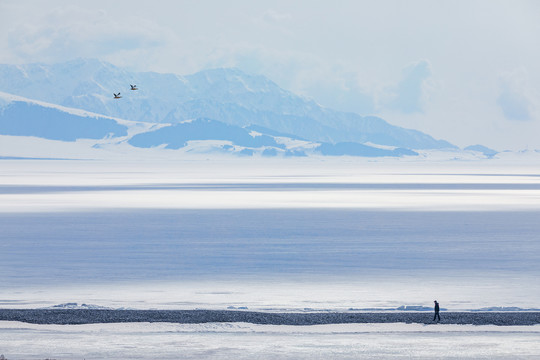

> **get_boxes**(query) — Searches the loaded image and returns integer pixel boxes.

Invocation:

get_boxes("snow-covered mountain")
[0,92,420,158]
[0,58,455,150]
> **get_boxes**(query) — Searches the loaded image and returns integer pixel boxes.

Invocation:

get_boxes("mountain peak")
[0,58,456,150]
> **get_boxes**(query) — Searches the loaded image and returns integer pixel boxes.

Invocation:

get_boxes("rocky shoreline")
[1,309,539,326]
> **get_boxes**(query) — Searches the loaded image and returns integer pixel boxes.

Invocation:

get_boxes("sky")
[1,0,539,150]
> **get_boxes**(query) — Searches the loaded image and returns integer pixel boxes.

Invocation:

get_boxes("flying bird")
[113,93,122,99]
[130,85,138,90]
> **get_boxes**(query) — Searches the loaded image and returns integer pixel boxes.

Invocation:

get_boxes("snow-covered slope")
[464,144,498,158]
[0,58,455,150]
[0,91,129,141]
[127,117,416,157]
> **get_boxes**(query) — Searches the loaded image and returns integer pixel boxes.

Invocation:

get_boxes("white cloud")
[497,86,531,121]
[6,6,167,65]
[379,60,433,114]
[497,69,537,122]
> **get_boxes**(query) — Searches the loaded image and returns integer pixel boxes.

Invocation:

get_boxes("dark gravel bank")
[1,309,540,326]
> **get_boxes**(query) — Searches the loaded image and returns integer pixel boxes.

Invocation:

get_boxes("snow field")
[1,321,540,359]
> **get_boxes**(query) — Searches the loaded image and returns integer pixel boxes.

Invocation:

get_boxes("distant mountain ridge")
[0,58,456,150]
[128,118,284,150]
[464,144,498,158]
[0,92,419,158]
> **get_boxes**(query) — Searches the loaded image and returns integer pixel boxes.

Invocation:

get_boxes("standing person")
[433,300,441,322]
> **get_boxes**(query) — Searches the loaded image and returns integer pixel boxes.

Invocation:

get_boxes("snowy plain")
[1,321,540,359]
[1,155,540,358]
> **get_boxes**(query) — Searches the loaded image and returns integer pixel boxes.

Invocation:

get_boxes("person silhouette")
[433,300,441,321]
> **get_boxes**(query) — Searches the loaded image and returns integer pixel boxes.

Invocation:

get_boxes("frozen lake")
[1,158,540,311]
